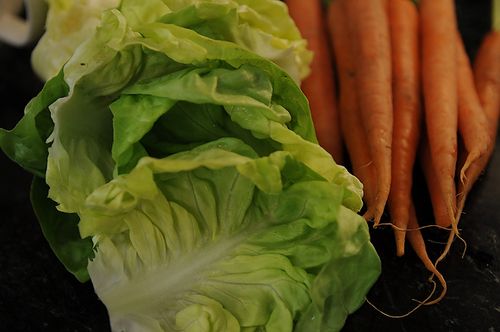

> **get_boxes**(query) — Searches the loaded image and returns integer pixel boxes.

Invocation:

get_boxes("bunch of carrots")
[286,0,500,308]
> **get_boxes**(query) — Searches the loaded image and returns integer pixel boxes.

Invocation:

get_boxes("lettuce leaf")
[81,139,380,331]
[2,2,380,331]
[31,0,120,81]
[0,70,68,177]
[30,176,94,282]
[41,9,360,215]
[31,0,311,83]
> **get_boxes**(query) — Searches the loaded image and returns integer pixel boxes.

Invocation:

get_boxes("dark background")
[0,1,499,331]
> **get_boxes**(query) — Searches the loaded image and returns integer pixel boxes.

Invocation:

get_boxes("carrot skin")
[457,30,500,216]
[327,0,377,219]
[419,0,459,232]
[387,0,421,256]
[343,0,393,225]
[474,31,500,130]
[286,0,344,164]
[456,32,492,184]
[420,134,451,228]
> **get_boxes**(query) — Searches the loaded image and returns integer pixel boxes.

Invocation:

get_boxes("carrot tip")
[459,151,481,185]
[396,242,405,257]
[362,207,376,222]
[393,227,407,257]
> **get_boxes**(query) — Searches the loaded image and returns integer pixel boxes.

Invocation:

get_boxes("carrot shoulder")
[286,0,344,164]
[419,0,459,233]
[343,0,393,225]
[327,0,377,220]
[387,0,422,256]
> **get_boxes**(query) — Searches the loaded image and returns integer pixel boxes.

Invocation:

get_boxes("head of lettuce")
[0,1,380,331]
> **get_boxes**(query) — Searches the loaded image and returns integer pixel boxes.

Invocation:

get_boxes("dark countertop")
[0,1,498,331]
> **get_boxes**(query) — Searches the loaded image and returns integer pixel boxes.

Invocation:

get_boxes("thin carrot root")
[406,204,448,305]
[459,151,480,184]
[365,279,437,319]
[366,203,449,314]
[455,185,471,225]
[448,204,460,237]
[377,222,451,232]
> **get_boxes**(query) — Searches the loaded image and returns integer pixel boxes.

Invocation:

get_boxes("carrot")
[419,0,459,234]
[474,30,500,130]
[387,0,422,257]
[406,202,447,305]
[420,134,451,229]
[327,0,377,220]
[286,0,344,164]
[421,132,464,284]
[342,0,393,225]
[366,201,448,317]
[429,28,500,303]
[455,32,492,186]
[457,30,500,217]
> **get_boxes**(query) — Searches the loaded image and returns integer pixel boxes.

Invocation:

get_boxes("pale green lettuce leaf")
[30,177,94,282]
[45,10,143,213]
[118,0,172,27]
[155,0,312,83]
[81,139,380,331]
[0,70,68,177]
[2,3,380,331]
[31,0,120,81]
[32,0,312,83]
[44,10,360,215]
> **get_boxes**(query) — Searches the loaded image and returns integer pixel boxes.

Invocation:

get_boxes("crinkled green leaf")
[0,70,68,177]
[81,139,379,331]
[45,11,143,213]
[44,10,338,216]
[30,176,94,282]
[32,0,311,83]
[31,0,120,80]
[156,0,312,83]
[3,2,381,331]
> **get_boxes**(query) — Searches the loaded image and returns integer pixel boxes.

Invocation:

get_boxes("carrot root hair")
[365,279,437,319]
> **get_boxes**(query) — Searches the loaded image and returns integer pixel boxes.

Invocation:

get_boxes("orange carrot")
[457,30,500,217]
[286,0,344,164]
[455,32,492,185]
[327,0,377,220]
[474,30,500,129]
[343,0,393,225]
[387,0,422,256]
[420,134,451,228]
[419,0,459,234]
[406,202,447,305]
[421,132,461,282]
